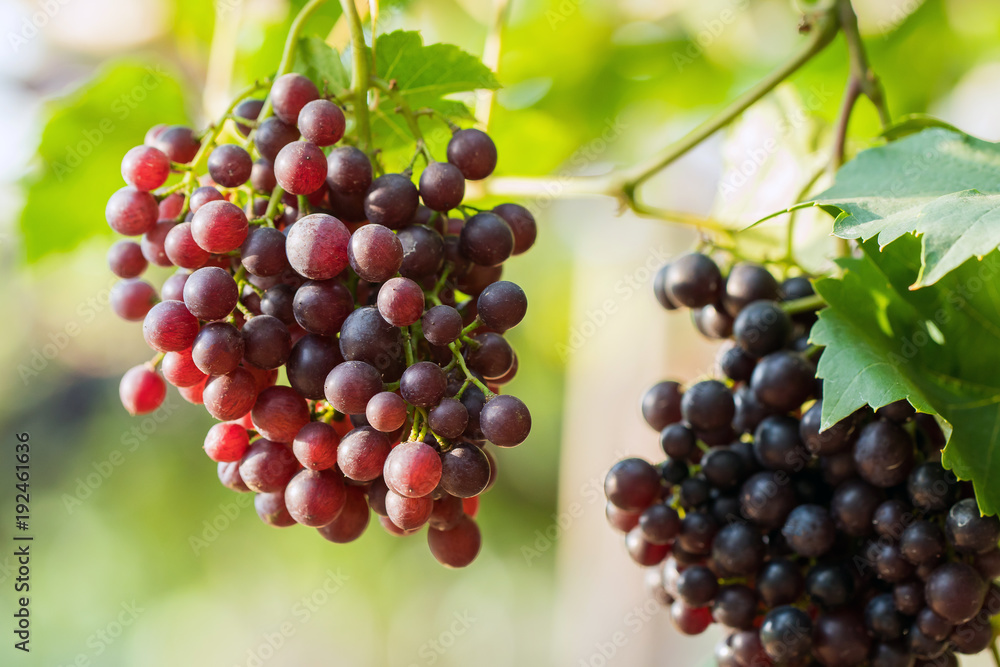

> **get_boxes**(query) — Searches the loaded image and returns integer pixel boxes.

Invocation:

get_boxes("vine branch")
[341,0,373,153]
[837,0,891,130]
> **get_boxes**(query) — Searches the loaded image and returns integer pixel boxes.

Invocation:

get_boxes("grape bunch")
[604,253,1000,666]
[107,72,537,568]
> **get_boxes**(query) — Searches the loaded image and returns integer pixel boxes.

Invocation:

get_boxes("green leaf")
[19,61,190,263]
[370,30,498,155]
[808,128,1000,287]
[879,114,960,142]
[292,36,350,95]
[812,236,1000,513]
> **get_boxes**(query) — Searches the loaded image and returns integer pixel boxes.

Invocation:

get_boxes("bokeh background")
[1,0,1000,665]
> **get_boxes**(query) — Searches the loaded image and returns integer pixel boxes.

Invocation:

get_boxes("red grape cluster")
[604,253,1000,666]
[107,72,536,568]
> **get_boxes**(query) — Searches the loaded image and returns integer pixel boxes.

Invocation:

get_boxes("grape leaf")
[369,30,498,155]
[807,128,1000,287]
[811,235,1000,513]
[292,36,350,95]
[19,61,189,263]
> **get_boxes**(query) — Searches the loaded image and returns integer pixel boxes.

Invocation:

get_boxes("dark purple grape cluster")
[108,72,537,568]
[605,253,1000,666]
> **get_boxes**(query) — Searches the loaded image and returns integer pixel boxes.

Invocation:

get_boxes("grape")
[398,362,446,409]
[274,141,327,195]
[203,367,258,421]
[255,492,296,528]
[422,305,463,347]
[757,558,805,607]
[465,332,514,380]
[455,263,501,295]
[753,415,809,472]
[203,422,250,462]
[238,438,298,493]
[366,391,408,433]
[418,162,465,212]
[740,471,796,529]
[446,128,496,180]
[636,503,679,544]
[492,203,536,255]
[119,364,166,415]
[606,503,641,533]
[663,253,722,308]
[251,386,310,443]
[218,460,250,493]
[669,601,712,636]
[338,306,405,380]
[677,510,717,554]
[680,380,734,432]
[625,526,670,566]
[160,271,189,301]
[385,490,434,530]
[317,485,370,543]
[164,222,210,269]
[900,520,946,566]
[439,442,491,498]
[110,279,157,321]
[458,212,513,266]
[925,562,987,624]
[232,98,263,136]
[348,223,403,282]
[162,348,207,388]
[121,145,170,191]
[658,423,695,460]
[140,220,174,267]
[605,458,660,511]
[715,341,755,383]
[782,504,836,557]
[945,498,1000,554]
[908,624,948,660]
[480,394,531,447]
[259,283,296,324]
[152,125,200,163]
[678,477,711,510]
[712,585,757,630]
[297,99,345,146]
[293,279,353,335]
[893,580,925,616]
[250,160,278,194]
[800,400,855,455]
[830,478,883,536]
[270,73,319,125]
[854,419,915,488]
[429,494,465,531]
[255,117,300,162]
[336,426,391,483]
[191,201,249,253]
[476,281,527,332]
[750,351,814,411]
[106,187,159,236]
[179,378,208,405]
[398,224,445,279]
[143,300,200,352]
[191,321,244,375]
[876,399,916,423]
[760,606,812,662]
[641,381,683,430]
[676,565,719,607]
[285,213,350,280]
[326,146,373,194]
[207,144,252,188]
[383,441,442,498]
[711,522,764,576]
[427,515,481,568]
[950,618,993,654]
[908,462,958,511]
[107,240,149,279]
[324,360,383,415]
[363,173,419,228]
[692,303,732,339]
[700,447,746,491]
[733,300,791,357]
[722,262,780,316]
[915,608,953,642]
[284,468,346,527]
[241,314,291,370]
[183,266,238,321]
[377,277,425,327]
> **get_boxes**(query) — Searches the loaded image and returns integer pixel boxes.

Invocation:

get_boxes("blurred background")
[1,0,1000,665]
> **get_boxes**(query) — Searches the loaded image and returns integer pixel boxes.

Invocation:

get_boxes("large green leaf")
[812,236,1000,513]
[369,30,498,155]
[808,128,1000,287]
[292,37,350,95]
[19,61,189,263]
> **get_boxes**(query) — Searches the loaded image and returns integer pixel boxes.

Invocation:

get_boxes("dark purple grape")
[191,321,244,375]
[782,504,835,557]
[753,415,809,473]
[293,279,353,336]
[439,442,491,498]
[338,306,406,380]
[665,253,722,308]
[419,162,465,211]
[286,334,342,400]
[723,263,780,316]
[711,522,764,576]
[854,419,915,488]
[712,585,757,630]
[605,458,660,511]
[326,146,373,195]
[641,381,683,431]
[422,305,463,346]
[364,173,419,229]
[733,300,791,357]
[241,226,289,277]
[446,128,496,180]
[680,380,734,432]
[740,471,796,529]
[183,266,239,321]
[492,203,536,255]
[750,351,814,412]
[348,223,403,282]
[676,565,719,607]
[458,212,513,267]
[757,559,804,607]
[476,281,527,332]
[208,144,253,187]
[760,606,812,662]
[480,394,530,447]
[638,504,680,544]
[297,99,345,146]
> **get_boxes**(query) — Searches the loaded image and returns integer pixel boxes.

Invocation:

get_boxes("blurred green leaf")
[812,236,1000,513]
[19,62,190,263]
[292,36,351,94]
